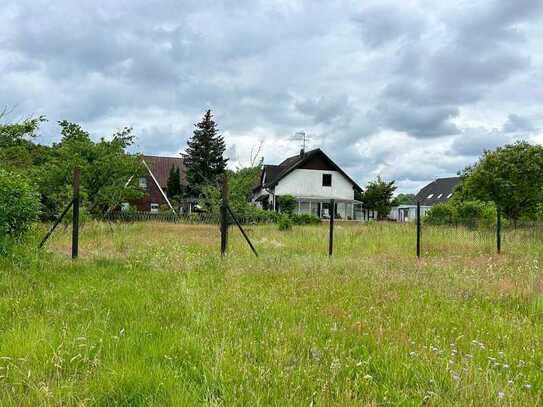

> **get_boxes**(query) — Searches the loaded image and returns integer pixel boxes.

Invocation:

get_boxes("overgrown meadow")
[1,222,542,405]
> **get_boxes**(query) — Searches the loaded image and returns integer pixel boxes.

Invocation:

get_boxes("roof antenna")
[293,131,309,157]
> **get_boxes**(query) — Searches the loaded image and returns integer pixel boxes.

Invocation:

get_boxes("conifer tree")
[184,110,227,195]
[166,166,182,198]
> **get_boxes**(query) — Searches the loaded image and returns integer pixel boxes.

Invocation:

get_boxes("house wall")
[274,169,355,200]
[133,175,168,212]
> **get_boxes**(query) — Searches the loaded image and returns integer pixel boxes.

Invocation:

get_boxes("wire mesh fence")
[103,211,276,225]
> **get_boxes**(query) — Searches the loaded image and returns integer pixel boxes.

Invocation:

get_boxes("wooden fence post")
[329,199,335,256]
[220,175,229,256]
[416,201,421,258]
[496,207,501,254]
[72,167,80,259]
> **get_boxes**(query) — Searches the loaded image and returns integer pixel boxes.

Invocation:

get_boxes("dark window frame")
[322,173,332,187]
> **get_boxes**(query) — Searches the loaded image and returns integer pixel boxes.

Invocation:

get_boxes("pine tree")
[184,110,228,195]
[166,165,182,198]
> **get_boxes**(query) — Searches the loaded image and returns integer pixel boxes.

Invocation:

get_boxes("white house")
[252,148,369,220]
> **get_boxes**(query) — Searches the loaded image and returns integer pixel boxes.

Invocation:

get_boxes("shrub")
[276,195,297,215]
[425,200,496,228]
[0,169,40,242]
[425,203,456,225]
[290,213,321,225]
[277,214,292,231]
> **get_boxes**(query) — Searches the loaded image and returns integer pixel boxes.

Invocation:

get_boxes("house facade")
[132,155,186,213]
[252,148,367,220]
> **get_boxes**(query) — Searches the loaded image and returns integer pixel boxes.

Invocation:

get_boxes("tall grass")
[0,222,542,405]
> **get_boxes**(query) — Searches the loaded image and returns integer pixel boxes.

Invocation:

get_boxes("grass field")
[1,221,542,405]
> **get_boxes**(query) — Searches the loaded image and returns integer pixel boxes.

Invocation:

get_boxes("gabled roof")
[141,155,186,188]
[255,148,362,192]
[415,177,460,205]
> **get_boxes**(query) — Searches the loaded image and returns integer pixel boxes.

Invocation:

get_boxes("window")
[322,173,332,187]
[150,203,159,213]
[427,193,434,199]
[437,193,443,199]
[447,193,453,198]
[138,177,148,190]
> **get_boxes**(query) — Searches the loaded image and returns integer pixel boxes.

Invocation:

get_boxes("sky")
[2,0,543,193]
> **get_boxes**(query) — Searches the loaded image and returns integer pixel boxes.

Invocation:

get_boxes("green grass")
[1,221,542,405]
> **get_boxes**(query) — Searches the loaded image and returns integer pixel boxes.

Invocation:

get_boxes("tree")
[1,117,145,220]
[276,195,297,215]
[361,177,397,220]
[0,169,40,239]
[184,110,228,196]
[460,141,543,222]
[392,193,416,206]
[167,166,182,199]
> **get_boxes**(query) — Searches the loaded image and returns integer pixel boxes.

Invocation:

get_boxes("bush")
[425,200,496,228]
[276,195,297,215]
[277,214,292,231]
[0,169,40,246]
[290,213,321,225]
[425,203,456,225]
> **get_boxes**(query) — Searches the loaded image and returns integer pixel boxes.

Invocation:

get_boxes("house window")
[139,177,148,190]
[150,203,159,213]
[427,193,434,199]
[437,193,443,199]
[322,174,332,187]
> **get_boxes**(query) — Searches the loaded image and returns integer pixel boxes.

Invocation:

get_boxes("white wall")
[274,169,355,200]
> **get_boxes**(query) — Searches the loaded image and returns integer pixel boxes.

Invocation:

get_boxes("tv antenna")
[292,131,311,152]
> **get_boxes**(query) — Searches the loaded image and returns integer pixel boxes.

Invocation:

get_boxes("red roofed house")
[132,155,187,213]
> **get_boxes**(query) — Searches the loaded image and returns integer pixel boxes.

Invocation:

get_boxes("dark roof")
[141,155,186,188]
[415,177,460,205]
[255,148,362,192]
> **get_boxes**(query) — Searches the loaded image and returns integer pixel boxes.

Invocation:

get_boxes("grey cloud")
[503,113,536,133]
[1,0,542,194]
[376,102,459,138]
[353,4,426,48]
[450,127,512,156]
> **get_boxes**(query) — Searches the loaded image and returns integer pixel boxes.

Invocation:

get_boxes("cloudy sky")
[2,0,543,192]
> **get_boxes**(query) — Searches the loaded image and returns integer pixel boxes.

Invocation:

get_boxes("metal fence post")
[220,174,229,256]
[416,201,421,258]
[329,199,335,256]
[72,167,80,259]
[496,207,501,254]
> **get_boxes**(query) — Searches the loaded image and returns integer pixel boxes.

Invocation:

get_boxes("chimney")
[299,148,305,158]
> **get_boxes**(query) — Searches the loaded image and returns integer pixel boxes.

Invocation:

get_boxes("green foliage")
[0,116,48,171]
[277,214,292,231]
[425,200,497,228]
[228,162,263,213]
[392,193,416,206]
[460,141,543,221]
[276,195,297,215]
[424,203,456,225]
[2,222,543,405]
[166,166,182,199]
[0,169,40,244]
[290,213,321,225]
[185,110,228,196]
[0,118,145,220]
[361,177,397,220]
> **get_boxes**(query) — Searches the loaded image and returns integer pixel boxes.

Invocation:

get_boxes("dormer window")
[322,174,332,187]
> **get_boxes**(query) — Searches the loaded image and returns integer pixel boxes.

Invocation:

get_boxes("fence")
[102,211,277,225]
[414,201,543,257]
